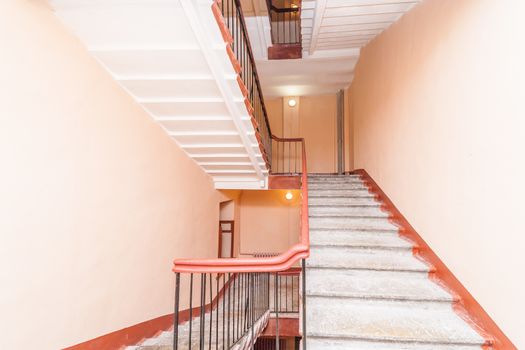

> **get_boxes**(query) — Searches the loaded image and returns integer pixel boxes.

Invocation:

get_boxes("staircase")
[305,174,489,349]
[128,273,271,350]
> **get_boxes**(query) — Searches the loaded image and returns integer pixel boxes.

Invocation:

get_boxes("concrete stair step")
[310,230,412,249]
[308,180,368,190]
[307,246,430,272]
[309,216,398,231]
[306,268,453,302]
[309,205,388,217]
[308,174,361,180]
[307,338,486,350]
[306,298,485,346]
[308,196,380,206]
[309,189,373,197]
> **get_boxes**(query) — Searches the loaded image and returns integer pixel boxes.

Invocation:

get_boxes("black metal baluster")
[200,274,206,350]
[216,276,219,350]
[189,273,194,350]
[275,272,279,350]
[222,274,225,350]
[302,259,307,350]
[227,273,231,348]
[237,273,241,341]
[173,273,180,350]
[291,274,295,312]
[250,274,255,349]
[209,274,213,350]
[232,274,237,344]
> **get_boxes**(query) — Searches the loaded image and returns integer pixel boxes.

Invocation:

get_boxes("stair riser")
[310,189,373,197]
[308,197,380,206]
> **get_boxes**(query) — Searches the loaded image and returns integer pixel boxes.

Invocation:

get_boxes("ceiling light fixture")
[285,191,293,200]
[288,98,297,107]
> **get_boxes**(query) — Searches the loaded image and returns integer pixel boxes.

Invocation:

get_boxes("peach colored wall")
[350,0,524,347]
[238,190,301,255]
[0,1,223,348]
[266,98,284,137]
[299,94,337,173]
[266,95,337,173]
[344,87,354,171]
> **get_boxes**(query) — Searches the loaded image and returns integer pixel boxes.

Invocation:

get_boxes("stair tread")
[307,338,485,350]
[306,298,485,345]
[309,216,399,231]
[309,205,388,217]
[307,246,429,272]
[309,196,381,206]
[310,230,413,249]
[308,183,367,189]
[309,189,374,197]
[306,269,452,302]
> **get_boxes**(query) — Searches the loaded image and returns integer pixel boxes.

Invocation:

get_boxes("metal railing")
[271,136,303,175]
[270,268,300,314]
[173,273,270,349]
[218,0,273,164]
[172,268,303,349]
[172,2,310,349]
[255,338,288,350]
[267,1,301,45]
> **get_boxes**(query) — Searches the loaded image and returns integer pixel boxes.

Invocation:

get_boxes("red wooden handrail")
[173,138,309,273]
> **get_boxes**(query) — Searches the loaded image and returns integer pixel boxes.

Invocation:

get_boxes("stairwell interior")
[1,0,522,349]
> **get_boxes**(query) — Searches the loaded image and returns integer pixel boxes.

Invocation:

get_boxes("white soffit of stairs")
[49,0,269,190]
[242,0,421,97]
[302,0,422,54]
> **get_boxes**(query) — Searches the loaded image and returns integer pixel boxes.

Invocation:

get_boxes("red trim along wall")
[353,169,517,350]
[64,275,237,350]
[261,318,300,337]
[268,175,301,189]
[63,314,173,350]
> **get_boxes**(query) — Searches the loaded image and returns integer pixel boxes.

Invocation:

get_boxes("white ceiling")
[242,0,421,97]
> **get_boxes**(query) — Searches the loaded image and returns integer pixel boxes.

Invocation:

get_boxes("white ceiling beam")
[180,0,265,183]
[308,0,327,55]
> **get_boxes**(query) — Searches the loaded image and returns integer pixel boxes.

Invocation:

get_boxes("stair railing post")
[173,272,180,350]
[302,259,307,350]
[275,272,279,350]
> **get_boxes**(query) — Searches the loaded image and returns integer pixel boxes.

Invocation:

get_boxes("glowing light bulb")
[288,98,297,107]
[285,191,293,200]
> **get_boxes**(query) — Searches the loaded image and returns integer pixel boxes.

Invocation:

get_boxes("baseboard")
[352,169,517,350]
[64,274,237,350]
[63,313,173,350]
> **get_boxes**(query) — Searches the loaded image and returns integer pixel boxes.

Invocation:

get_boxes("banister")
[233,0,273,138]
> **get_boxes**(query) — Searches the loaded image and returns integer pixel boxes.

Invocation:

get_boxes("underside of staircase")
[305,174,491,350]
[50,0,269,190]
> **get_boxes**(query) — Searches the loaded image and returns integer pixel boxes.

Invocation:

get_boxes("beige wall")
[0,1,223,348]
[344,87,354,172]
[350,0,525,347]
[266,98,284,137]
[266,95,337,173]
[238,190,301,255]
